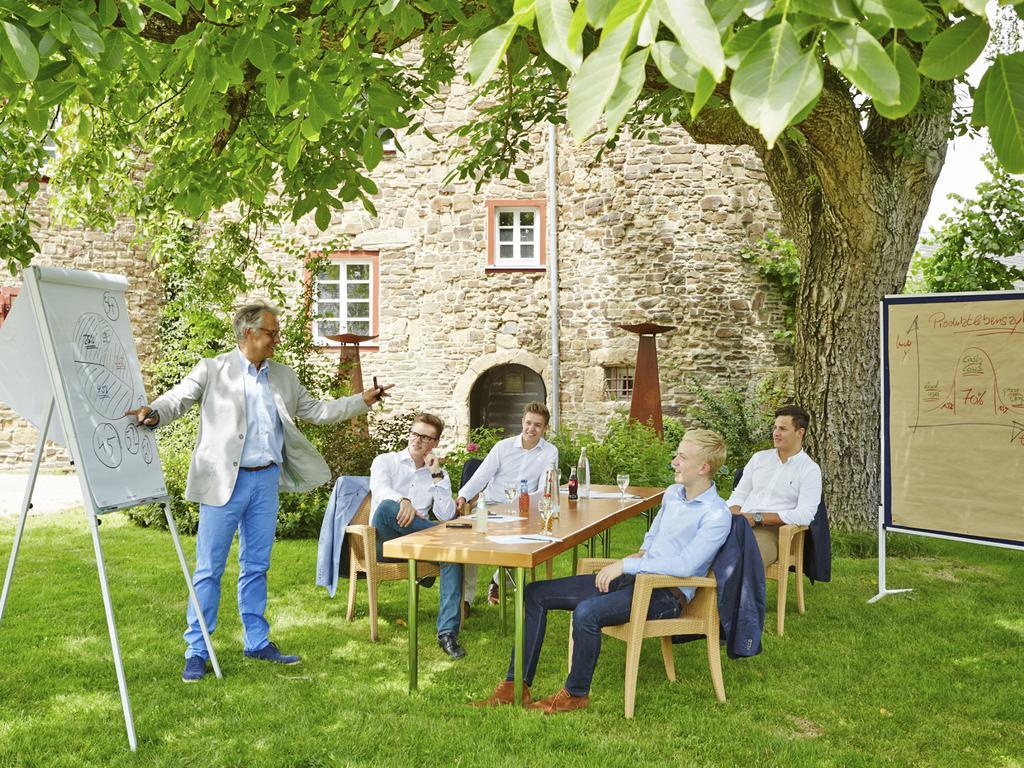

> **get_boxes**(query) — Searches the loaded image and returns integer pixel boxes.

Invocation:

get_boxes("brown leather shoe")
[470,680,532,707]
[487,581,500,606]
[528,687,589,714]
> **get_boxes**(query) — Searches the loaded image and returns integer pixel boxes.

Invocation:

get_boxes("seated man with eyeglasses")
[369,413,465,658]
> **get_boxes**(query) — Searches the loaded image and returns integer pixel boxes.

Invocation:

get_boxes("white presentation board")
[0,266,167,511]
[882,292,1024,549]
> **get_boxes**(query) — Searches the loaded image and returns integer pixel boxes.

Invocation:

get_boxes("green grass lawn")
[0,511,1022,768]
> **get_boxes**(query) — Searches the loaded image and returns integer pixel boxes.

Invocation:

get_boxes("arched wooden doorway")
[469,364,546,436]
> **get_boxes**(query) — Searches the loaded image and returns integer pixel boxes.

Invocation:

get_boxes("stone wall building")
[0,78,790,468]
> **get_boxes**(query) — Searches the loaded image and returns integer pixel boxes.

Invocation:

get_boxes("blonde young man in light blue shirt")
[473,429,731,713]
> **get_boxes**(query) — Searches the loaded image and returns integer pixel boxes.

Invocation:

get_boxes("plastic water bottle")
[474,494,488,533]
[577,447,591,499]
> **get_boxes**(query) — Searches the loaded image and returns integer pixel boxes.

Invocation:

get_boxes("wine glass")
[503,484,517,512]
[538,496,554,535]
[616,473,630,500]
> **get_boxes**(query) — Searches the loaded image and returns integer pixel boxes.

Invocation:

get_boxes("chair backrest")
[459,457,484,491]
[349,493,372,526]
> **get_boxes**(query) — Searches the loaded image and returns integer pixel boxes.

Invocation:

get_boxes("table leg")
[602,528,611,558]
[498,567,506,634]
[571,545,578,575]
[407,559,418,692]
[513,566,525,706]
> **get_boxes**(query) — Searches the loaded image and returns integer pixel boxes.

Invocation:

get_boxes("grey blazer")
[151,350,369,506]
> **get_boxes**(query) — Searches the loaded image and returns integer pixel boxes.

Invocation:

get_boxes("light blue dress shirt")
[237,348,284,468]
[622,482,731,601]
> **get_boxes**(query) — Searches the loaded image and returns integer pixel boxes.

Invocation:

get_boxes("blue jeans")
[184,465,280,659]
[373,500,463,637]
[506,573,683,696]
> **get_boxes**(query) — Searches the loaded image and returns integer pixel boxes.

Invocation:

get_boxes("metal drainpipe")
[547,122,561,432]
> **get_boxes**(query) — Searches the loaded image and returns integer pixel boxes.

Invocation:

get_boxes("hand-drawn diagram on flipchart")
[883,294,1024,546]
[31,268,166,511]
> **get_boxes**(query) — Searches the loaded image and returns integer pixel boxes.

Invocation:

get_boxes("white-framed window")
[486,199,546,269]
[311,253,378,346]
[603,366,635,401]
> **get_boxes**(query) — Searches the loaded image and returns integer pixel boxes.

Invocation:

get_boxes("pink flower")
[466,442,479,453]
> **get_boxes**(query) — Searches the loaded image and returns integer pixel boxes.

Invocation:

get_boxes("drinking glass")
[616,473,630,500]
[538,497,554,535]
[503,485,518,512]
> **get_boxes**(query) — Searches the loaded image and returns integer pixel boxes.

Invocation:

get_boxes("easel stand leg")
[868,505,912,604]
[162,503,221,679]
[88,510,137,751]
[0,401,53,626]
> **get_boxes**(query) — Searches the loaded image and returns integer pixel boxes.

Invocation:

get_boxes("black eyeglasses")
[409,430,438,443]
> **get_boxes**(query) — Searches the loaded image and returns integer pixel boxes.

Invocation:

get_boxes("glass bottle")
[518,478,530,516]
[577,447,591,498]
[474,493,488,533]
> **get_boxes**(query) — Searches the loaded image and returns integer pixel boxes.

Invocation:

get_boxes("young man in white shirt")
[727,404,822,566]
[370,413,465,658]
[455,402,558,606]
[472,429,732,712]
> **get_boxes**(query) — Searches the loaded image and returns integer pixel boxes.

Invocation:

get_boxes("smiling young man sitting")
[473,428,732,713]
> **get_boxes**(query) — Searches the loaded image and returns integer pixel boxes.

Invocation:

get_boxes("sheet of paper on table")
[485,534,564,545]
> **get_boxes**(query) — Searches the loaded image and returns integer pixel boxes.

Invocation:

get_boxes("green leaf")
[904,15,936,43]
[691,67,716,119]
[0,21,38,81]
[536,0,583,72]
[287,134,303,170]
[823,22,899,105]
[467,20,517,86]
[918,16,989,81]
[98,0,117,26]
[637,5,658,45]
[985,52,1024,172]
[380,0,401,13]
[514,168,530,183]
[651,40,698,91]
[566,23,631,140]
[119,1,144,34]
[143,0,183,22]
[860,0,928,28]
[586,0,614,26]
[959,0,986,17]
[604,48,648,138]
[314,205,331,231]
[874,41,920,119]
[794,0,857,19]
[972,64,989,127]
[731,21,824,148]
[568,0,588,48]
[654,0,725,80]
[362,127,383,170]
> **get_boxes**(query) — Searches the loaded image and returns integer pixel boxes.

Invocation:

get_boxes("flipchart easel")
[0,265,221,751]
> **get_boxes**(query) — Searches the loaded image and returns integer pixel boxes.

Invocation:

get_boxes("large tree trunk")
[692,68,954,529]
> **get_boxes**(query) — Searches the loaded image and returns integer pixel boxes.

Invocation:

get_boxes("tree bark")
[687,66,953,529]
[757,70,954,530]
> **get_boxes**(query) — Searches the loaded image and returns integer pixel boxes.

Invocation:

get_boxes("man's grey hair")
[233,301,279,343]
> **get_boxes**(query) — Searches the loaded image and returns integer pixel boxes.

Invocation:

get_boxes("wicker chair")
[344,493,440,641]
[768,524,808,636]
[571,558,724,718]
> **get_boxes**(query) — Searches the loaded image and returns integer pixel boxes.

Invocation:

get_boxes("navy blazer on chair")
[675,514,767,658]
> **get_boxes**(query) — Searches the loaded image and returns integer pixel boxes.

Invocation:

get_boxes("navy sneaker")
[244,641,301,666]
[182,655,208,682]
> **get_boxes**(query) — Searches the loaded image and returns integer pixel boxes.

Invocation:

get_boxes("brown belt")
[241,463,275,472]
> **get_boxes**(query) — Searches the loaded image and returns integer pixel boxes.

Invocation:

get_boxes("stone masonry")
[0,75,790,466]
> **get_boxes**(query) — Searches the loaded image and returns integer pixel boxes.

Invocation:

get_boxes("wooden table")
[382,484,665,703]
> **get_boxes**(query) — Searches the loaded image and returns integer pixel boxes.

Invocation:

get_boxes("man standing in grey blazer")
[127,301,391,682]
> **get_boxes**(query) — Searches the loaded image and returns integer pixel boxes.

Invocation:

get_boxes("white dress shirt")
[457,434,558,503]
[369,448,456,524]
[726,448,822,525]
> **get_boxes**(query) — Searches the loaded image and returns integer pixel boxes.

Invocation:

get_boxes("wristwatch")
[431,472,444,479]
[753,512,763,526]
